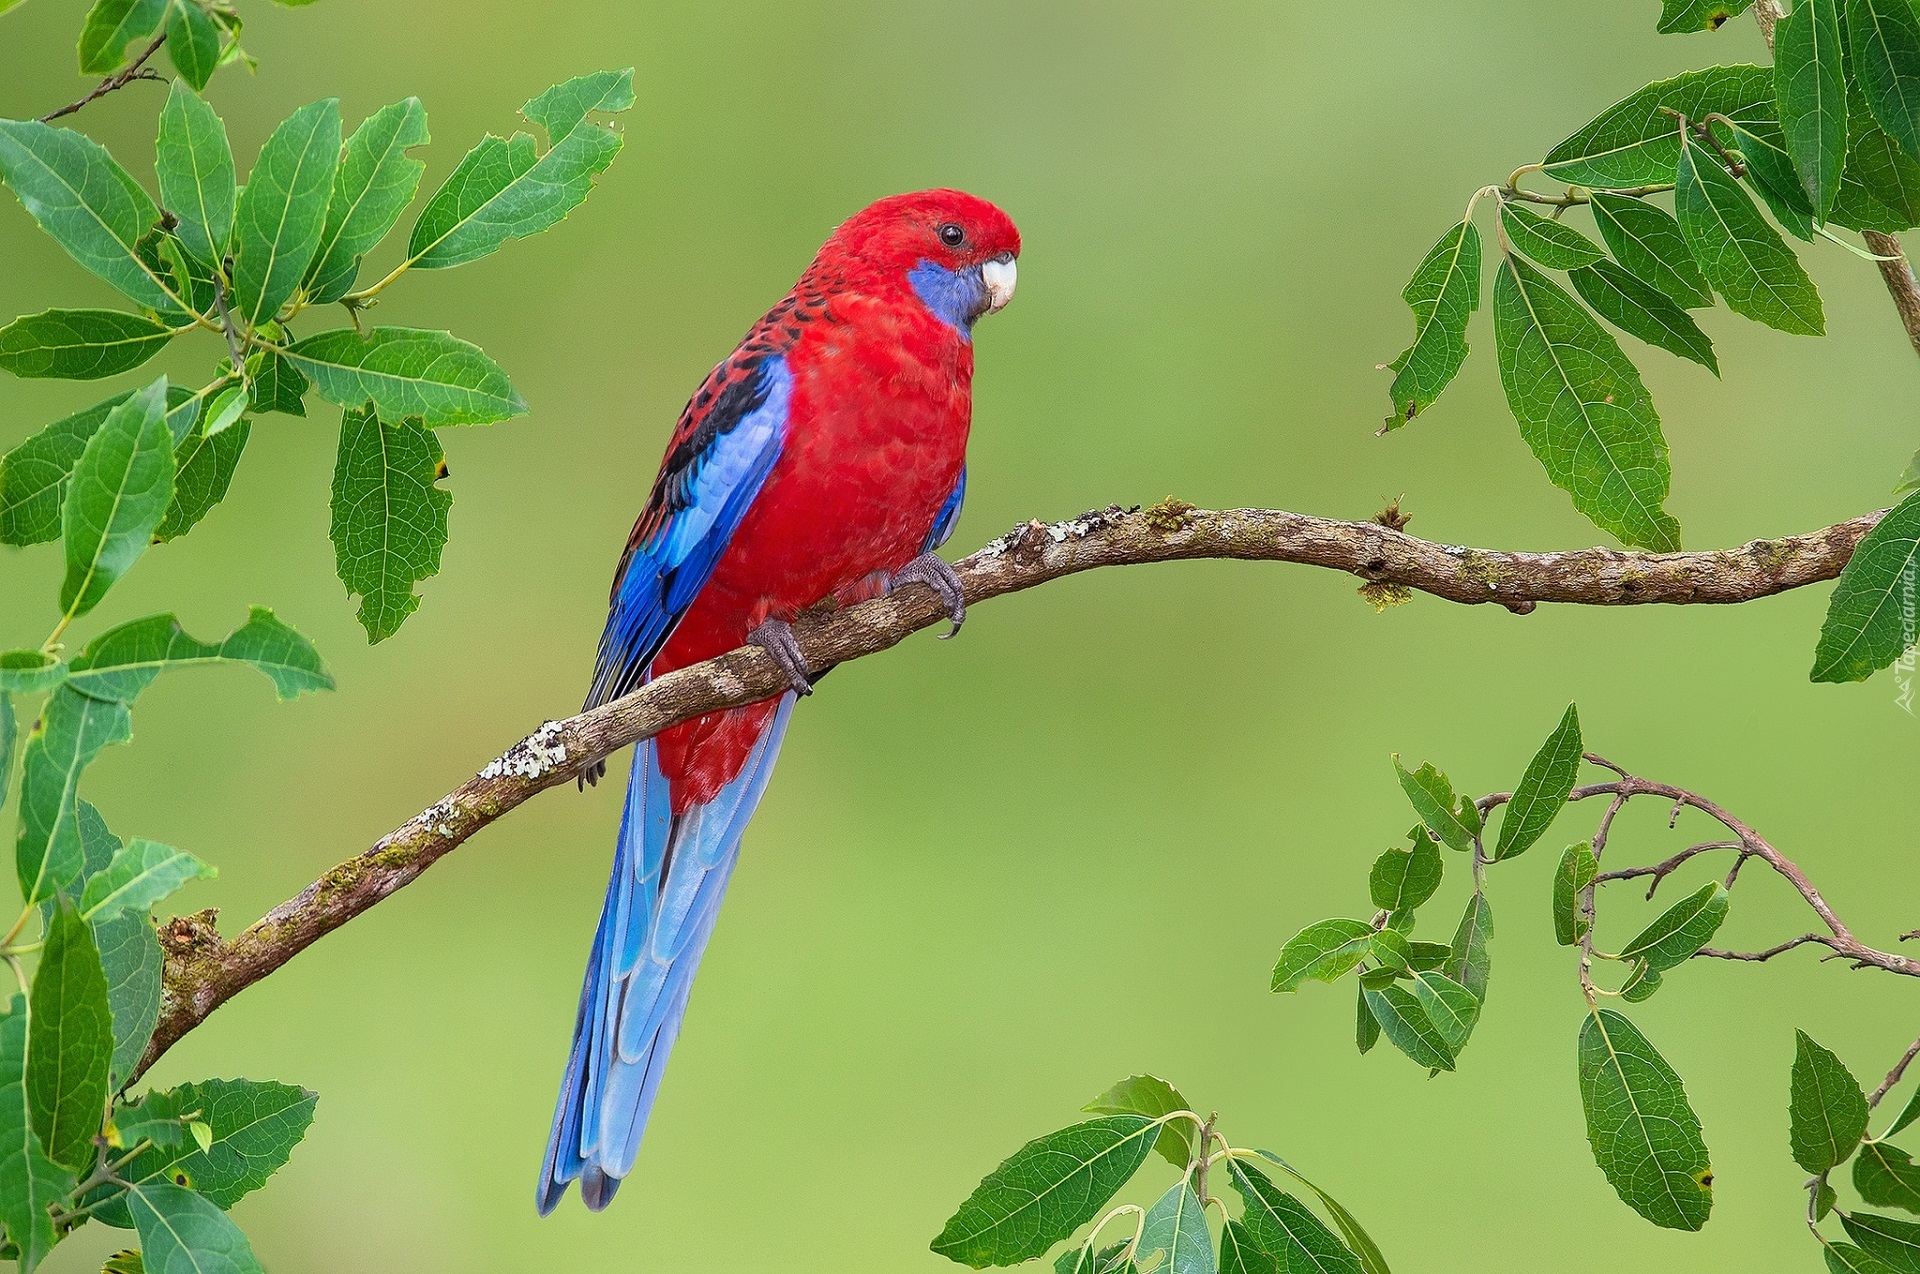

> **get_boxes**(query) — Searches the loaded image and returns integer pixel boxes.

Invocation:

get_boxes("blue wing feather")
[922,464,966,553]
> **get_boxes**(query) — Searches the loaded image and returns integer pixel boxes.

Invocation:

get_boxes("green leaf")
[1493,703,1581,860]
[1657,0,1755,31]
[1083,1075,1194,1169]
[1361,981,1454,1070]
[0,120,177,311]
[1355,983,1380,1054]
[1851,0,1920,162]
[1367,927,1414,974]
[110,1088,189,1151]
[1,654,65,700]
[78,839,213,924]
[1820,1179,1842,1222]
[0,995,74,1274]
[246,350,307,416]
[1777,0,1849,218]
[1618,881,1730,971]
[1552,841,1598,946]
[0,385,198,547]
[0,309,174,381]
[1368,831,1442,911]
[1239,1151,1390,1274]
[60,377,174,619]
[15,686,132,906]
[305,98,430,304]
[231,98,342,327]
[1270,919,1375,992]
[1227,1160,1363,1274]
[1444,891,1493,1000]
[66,608,332,703]
[1568,260,1720,373]
[27,906,114,1172]
[1792,1030,1871,1173]
[76,799,120,881]
[1410,970,1480,1055]
[1220,1221,1280,1274]
[1716,117,1819,239]
[1057,1242,1134,1274]
[103,1250,147,1274]
[1491,254,1681,551]
[93,904,160,1090]
[126,1182,264,1274]
[1891,1082,1920,1139]
[0,693,12,812]
[1827,1241,1901,1274]
[86,1078,317,1226]
[1588,193,1714,307]
[155,409,247,542]
[1138,1180,1214,1274]
[328,406,452,641]
[1834,77,1920,230]
[1845,1212,1920,1272]
[163,1,219,91]
[1859,1142,1920,1213]
[1619,962,1663,1002]
[1676,132,1826,333]
[78,0,165,73]
[1542,64,1776,188]
[407,69,635,271]
[288,327,526,426]
[1392,758,1474,851]
[1384,219,1480,427]
[1577,1008,1712,1230]
[154,80,234,269]
[1499,202,1605,269]
[1811,489,1920,681]
[929,1115,1158,1267]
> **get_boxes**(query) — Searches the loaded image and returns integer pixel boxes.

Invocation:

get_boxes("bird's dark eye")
[937,222,965,248]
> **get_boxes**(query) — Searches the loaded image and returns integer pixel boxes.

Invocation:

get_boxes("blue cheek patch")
[908,260,984,337]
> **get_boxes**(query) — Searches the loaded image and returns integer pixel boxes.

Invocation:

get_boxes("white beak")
[980,255,1017,313]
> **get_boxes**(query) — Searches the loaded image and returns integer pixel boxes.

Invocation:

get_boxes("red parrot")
[538,189,1020,1213]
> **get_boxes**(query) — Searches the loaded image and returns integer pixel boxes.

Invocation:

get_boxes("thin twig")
[1870,1034,1920,1109]
[1695,935,1828,963]
[40,32,169,124]
[1595,840,1744,899]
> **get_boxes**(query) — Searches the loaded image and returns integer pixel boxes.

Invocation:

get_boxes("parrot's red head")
[817,189,1021,334]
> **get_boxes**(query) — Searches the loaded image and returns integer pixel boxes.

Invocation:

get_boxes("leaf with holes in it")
[1393,757,1475,851]
[1083,1074,1194,1169]
[59,377,174,619]
[1384,218,1480,427]
[1791,1030,1870,1174]
[288,327,525,426]
[1491,254,1681,551]
[1676,133,1825,334]
[65,608,332,704]
[1657,0,1755,31]
[1568,260,1719,374]
[27,905,114,1173]
[1543,64,1776,188]
[305,98,431,304]
[1499,202,1604,270]
[231,99,341,327]
[77,0,166,74]
[1369,828,1443,912]
[930,1115,1158,1267]
[1588,193,1713,308]
[155,80,235,269]
[1553,842,1599,946]
[329,406,452,642]
[0,120,177,311]
[1494,703,1582,860]
[1812,490,1920,682]
[1579,1008,1713,1230]
[0,309,175,381]
[1777,0,1848,218]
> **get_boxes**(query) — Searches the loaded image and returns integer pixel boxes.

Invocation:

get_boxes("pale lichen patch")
[478,720,570,781]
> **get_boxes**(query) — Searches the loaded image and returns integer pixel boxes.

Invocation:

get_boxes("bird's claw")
[746,617,814,696]
[891,552,967,638]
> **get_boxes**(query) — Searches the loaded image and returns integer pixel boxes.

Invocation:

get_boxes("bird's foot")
[746,617,814,696]
[890,552,967,638]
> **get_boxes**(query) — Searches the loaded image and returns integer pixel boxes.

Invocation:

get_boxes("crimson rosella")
[537,189,1021,1213]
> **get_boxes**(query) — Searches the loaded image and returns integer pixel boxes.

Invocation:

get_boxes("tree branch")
[131,501,1888,1079]
[40,32,169,124]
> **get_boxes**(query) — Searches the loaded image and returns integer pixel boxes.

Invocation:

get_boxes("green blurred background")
[1,1,1916,1268]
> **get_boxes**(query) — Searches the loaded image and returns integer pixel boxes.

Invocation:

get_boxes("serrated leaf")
[1792,1031,1870,1173]
[1852,0,1920,163]
[1219,1221,1279,1274]
[1138,1180,1214,1274]
[1618,881,1730,971]
[1588,193,1714,307]
[246,350,307,417]
[1676,132,1827,333]
[1835,76,1920,230]
[1500,202,1605,269]
[93,904,160,1090]
[1362,980,1454,1070]
[1827,1241,1901,1274]
[1227,1160,1363,1274]
[126,1182,264,1274]
[28,906,114,1172]
[306,98,430,304]
[0,120,178,311]
[1811,489,1920,681]
[1411,970,1480,1055]
[0,995,74,1274]
[1271,919,1375,992]
[60,377,174,619]
[1778,0,1848,218]
[1542,64,1776,188]
[1368,831,1442,911]
[1084,1075,1193,1169]
[1553,841,1598,946]
[1859,1142,1920,1213]
[407,69,634,271]
[328,406,452,641]
[1657,0,1755,31]
[1384,219,1479,427]
[154,80,234,269]
[163,0,218,91]
[0,385,197,547]
[1578,1008,1712,1230]
[1713,116,1819,240]
[1494,703,1581,860]
[1845,1211,1920,1272]
[78,839,213,924]
[66,608,332,703]
[288,327,526,426]
[1568,259,1720,373]
[0,309,174,380]
[1444,891,1493,1000]
[231,98,341,326]
[1392,758,1474,851]
[86,1078,317,1226]
[15,686,132,906]
[78,0,165,74]
[110,1088,189,1151]
[1491,254,1681,551]
[929,1115,1157,1267]
[1239,1150,1390,1274]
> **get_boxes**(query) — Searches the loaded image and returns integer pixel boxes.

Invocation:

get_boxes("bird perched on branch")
[537,189,1020,1213]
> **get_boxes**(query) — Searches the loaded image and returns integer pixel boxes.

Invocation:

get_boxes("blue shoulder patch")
[908,260,984,337]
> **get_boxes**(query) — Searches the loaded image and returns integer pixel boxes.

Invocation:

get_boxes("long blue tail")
[537,694,796,1214]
